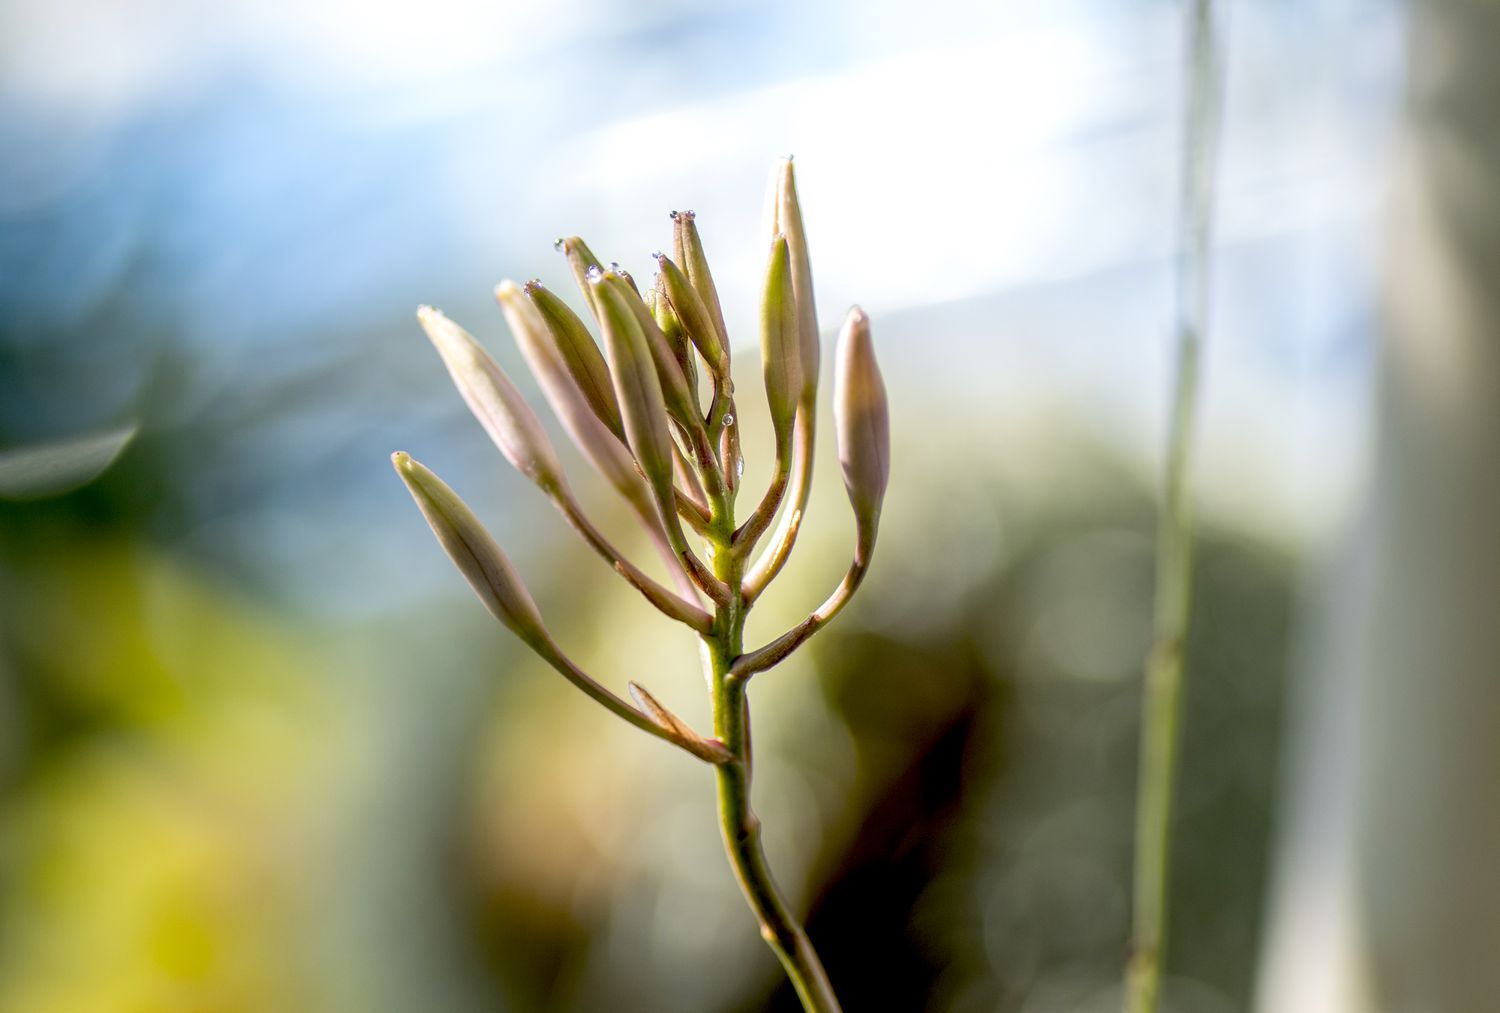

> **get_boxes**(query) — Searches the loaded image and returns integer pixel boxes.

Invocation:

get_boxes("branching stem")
[704,490,840,1013]
[554,493,712,632]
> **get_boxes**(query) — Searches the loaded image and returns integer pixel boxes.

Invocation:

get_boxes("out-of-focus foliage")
[0,533,346,1011]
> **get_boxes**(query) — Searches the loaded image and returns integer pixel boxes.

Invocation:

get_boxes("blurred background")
[5,0,1497,1011]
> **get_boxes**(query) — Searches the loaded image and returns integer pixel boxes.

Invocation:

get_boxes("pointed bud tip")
[391,450,412,471]
[494,279,521,301]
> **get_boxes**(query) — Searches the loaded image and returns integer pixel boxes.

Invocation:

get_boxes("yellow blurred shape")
[0,538,343,1013]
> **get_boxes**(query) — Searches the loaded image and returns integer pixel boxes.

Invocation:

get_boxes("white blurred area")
[0,0,1403,568]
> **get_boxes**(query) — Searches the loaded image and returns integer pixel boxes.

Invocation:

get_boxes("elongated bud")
[524,281,624,439]
[392,451,551,648]
[655,252,729,378]
[760,235,802,449]
[555,236,604,317]
[592,275,676,511]
[671,210,730,352]
[613,264,642,297]
[417,306,567,495]
[834,307,889,561]
[768,158,820,403]
[652,273,699,386]
[602,274,700,434]
[494,282,655,518]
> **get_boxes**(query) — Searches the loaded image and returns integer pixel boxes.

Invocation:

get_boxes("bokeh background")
[6,1,1497,1011]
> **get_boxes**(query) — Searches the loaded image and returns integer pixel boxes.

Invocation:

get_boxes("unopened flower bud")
[555,235,604,317]
[602,274,699,434]
[417,306,567,494]
[760,235,802,449]
[767,158,820,402]
[592,275,676,511]
[652,272,698,386]
[494,282,655,519]
[834,307,889,559]
[524,281,624,439]
[392,451,551,649]
[656,252,729,379]
[671,210,730,352]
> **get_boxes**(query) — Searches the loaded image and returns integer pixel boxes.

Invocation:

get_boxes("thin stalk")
[744,396,815,602]
[704,501,840,1013]
[730,552,869,680]
[1125,1,1222,1011]
[554,494,712,632]
[733,433,793,554]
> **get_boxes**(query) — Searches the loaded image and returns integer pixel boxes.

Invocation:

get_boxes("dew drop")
[553,237,567,252]
[585,264,604,282]
[668,210,679,221]
[608,261,623,274]
[736,457,745,477]
[722,413,735,426]
[651,250,664,262]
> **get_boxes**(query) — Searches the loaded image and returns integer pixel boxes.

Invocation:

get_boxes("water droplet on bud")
[585,264,604,282]
[736,457,745,477]
[608,261,623,273]
[553,237,566,252]
[722,413,735,426]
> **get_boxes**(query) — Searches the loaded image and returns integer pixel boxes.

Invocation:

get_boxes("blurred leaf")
[0,425,137,500]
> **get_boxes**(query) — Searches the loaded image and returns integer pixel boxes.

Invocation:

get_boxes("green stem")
[704,518,841,1013]
[1125,1,1221,1011]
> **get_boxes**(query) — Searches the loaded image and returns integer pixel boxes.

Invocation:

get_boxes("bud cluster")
[392,158,890,762]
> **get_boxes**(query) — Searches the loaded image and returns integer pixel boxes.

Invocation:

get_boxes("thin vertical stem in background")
[1125,1,1224,1012]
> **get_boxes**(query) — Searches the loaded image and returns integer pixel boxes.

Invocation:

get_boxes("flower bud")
[392,451,551,649]
[555,235,604,317]
[602,274,699,434]
[592,275,676,510]
[656,252,729,379]
[767,158,820,402]
[834,307,889,558]
[671,210,730,352]
[652,272,699,386]
[494,282,655,519]
[417,306,567,495]
[524,281,624,439]
[613,265,642,298]
[760,235,802,448]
